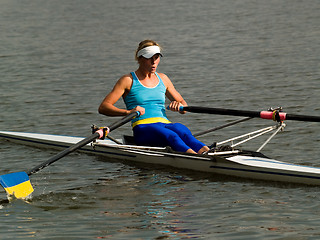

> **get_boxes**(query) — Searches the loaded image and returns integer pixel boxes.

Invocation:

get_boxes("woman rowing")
[98,40,209,154]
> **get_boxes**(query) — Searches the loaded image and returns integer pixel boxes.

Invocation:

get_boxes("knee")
[167,132,180,143]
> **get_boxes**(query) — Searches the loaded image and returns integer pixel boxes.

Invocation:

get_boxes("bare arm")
[98,75,145,116]
[159,73,187,113]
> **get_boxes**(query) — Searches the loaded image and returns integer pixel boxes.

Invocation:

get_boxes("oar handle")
[179,106,320,122]
[26,111,140,176]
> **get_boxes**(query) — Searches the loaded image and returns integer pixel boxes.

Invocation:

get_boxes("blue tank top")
[124,72,170,127]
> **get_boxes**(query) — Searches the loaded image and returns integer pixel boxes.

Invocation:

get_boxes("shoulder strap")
[155,72,165,87]
[130,72,138,81]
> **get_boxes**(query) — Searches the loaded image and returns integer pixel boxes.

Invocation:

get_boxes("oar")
[0,111,139,200]
[193,117,252,137]
[179,106,320,122]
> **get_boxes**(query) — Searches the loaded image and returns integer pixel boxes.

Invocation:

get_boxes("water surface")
[1,0,320,239]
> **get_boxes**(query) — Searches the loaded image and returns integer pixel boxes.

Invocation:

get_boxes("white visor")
[137,46,163,59]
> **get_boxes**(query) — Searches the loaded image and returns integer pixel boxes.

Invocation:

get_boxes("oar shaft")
[26,132,100,175]
[181,106,320,122]
[182,106,260,118]
[26,111,139,176]
[108,112,139,131]
[193,117,252,137]
[285,114,320,122]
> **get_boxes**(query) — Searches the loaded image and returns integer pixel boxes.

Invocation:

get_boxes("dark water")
[1,0,320,239]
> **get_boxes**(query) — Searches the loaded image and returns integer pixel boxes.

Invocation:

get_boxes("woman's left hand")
[169,101,186,114]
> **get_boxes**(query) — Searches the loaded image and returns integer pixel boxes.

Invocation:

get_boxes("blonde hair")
[135,40,162,61]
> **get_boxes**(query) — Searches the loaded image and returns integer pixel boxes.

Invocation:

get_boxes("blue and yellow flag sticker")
[0,172,34,199]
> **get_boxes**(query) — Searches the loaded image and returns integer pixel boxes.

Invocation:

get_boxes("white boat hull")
[1,130,320,186]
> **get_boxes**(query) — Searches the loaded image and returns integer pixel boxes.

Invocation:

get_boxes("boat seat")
[122,135,136,145]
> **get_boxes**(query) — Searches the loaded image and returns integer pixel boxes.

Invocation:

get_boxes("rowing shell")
[1,130,320,186]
